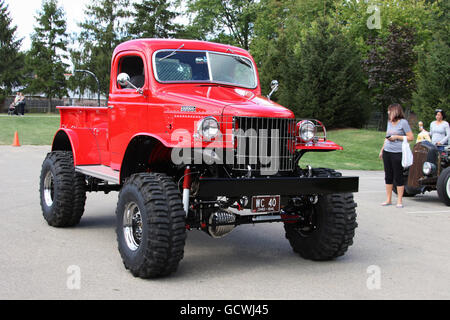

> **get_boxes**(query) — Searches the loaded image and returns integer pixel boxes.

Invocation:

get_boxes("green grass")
[0,115,60,145]
[0,116,391,171]
[300,129,386,171]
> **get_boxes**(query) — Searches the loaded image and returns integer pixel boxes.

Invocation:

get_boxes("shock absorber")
[183,166,192,216]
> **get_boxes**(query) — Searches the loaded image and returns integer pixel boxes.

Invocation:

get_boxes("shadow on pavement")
[78,214,116,229]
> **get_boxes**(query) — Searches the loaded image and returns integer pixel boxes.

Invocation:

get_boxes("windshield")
[153,50,257,89]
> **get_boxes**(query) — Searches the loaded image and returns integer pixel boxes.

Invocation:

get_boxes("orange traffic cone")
[12,131,21,147]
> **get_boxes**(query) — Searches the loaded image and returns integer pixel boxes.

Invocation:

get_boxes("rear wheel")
[437,167,450,206]
[284,193,357,261]
[39,151,86,227]
[116,173,186,278]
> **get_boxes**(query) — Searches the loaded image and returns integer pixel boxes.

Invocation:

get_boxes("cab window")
[118,55,146,89]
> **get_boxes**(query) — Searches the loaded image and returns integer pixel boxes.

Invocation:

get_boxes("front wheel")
[116,173,186,278]
[284,193,358,261]
[437,167,450,206]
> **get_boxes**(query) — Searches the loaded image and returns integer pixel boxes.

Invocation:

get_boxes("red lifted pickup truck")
[39,39,359,278]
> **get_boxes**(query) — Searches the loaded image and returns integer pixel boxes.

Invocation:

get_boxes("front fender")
[296,140,344,152]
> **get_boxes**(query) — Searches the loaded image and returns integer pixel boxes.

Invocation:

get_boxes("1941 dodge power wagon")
[39,39,359,278]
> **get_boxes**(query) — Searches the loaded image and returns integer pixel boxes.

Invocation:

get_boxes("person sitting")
[416,121,431,143]
[8,102,15,116]
[430,109,450,151]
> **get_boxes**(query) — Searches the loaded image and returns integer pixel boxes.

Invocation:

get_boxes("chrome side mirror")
[117,73,131,87]
[267,80,279,100]
[117,73,143,94]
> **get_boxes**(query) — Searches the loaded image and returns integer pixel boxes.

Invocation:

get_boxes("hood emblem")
[181,106,197,112]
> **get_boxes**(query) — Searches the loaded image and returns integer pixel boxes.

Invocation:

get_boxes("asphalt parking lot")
[0,146,449,300]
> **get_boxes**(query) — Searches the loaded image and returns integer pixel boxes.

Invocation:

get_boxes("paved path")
[0,146,448,300]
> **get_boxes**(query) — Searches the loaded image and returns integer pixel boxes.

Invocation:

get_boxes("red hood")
[157,85,295,119]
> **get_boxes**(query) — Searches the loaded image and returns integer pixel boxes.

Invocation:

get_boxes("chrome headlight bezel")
[197,116,220,141]
[423,162,436,176]
[298,120,317,143]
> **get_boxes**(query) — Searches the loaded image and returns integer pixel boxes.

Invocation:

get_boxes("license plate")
[251,195,281,213]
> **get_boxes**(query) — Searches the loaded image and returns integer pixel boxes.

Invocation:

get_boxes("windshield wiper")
[158,44,185,61]
[234,56,252,68]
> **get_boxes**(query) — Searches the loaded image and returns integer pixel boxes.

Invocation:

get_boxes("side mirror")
[117,72,143,94]
[267,80,279,100]
[117,73,131,87]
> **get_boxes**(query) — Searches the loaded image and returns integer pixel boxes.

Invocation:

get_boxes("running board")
[75,165,120,184]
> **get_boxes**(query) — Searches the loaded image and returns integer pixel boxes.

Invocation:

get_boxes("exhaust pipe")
[208,210,236,238]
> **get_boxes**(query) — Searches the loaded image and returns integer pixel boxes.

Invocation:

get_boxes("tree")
[252,0,345,95]
[129,0,180,39]
[183,0,258,50]
[26,0,69,112]
[413,0,450,125]
[335,0,433,56]
[258,35,293,99]
[67,46,91,101]
[291,18,368,128]
[364,24,417,128]
[250,0,294,71]
[78,0,131,99]
[0,0,24,103]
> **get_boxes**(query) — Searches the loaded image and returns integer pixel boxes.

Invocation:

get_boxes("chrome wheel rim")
[123,202,143,252]
[43,171,54,207]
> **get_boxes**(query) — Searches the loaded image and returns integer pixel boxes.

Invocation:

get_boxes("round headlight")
[423,162,436,176]
[197,117,220,141]
[299,121,316,142]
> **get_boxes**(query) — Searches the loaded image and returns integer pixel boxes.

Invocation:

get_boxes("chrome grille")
[229,116,296,173]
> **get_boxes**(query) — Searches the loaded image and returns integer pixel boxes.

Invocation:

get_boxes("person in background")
[430,109,450,152]
[417,121,431,143]
[379,103,414,208]
[13,92,21,115]
[17,92,26,116]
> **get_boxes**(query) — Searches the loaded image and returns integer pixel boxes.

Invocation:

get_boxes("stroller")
[8,102,16,116]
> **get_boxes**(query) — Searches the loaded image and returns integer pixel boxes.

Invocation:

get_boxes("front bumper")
[196,176,359,198]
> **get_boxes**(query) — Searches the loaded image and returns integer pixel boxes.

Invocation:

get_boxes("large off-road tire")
[437,167,450,206]
[284,193,357,261]
[116,173,186,279]
[39,151,87,227]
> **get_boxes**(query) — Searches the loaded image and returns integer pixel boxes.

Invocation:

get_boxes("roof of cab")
[113,38,252,59]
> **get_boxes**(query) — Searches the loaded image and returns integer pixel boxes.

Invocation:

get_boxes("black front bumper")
[196,176,359,198]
